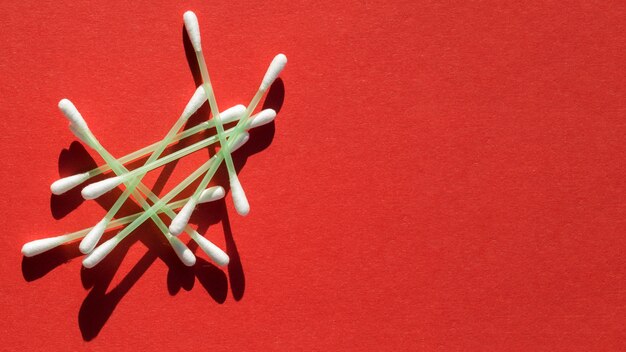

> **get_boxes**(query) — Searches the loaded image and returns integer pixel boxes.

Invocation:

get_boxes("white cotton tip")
[181,85,207,120]
[219,104,247,124]
[21,236,69,257]
[168,235,196,266]
[230,132,250,153]
[79,219,108,254]
[194,235,229,266]
[58,99,89,132]
[50,172,90,195]
[83,237,118,268]
[183,11,202,52]
[230,176,250,216]
[198,186,226,203]
[169,198,198,236]
[249,109,277,129]
[260,53,287,91]
[69,123,93,147]
[81,176,123,200]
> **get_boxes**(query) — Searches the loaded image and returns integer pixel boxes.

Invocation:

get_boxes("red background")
[1,1,625,350]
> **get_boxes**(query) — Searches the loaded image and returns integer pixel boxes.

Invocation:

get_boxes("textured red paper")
[1,1,625,350]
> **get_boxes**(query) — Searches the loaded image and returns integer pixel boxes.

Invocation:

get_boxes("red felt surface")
[1,1,625,350]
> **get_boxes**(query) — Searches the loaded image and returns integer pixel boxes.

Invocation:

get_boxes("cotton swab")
[21,186,225,257]
[82,131,250,267]
[50,98,246,195]
[58,99,198,266]
[51,172,91,195]
[81,109,276,200]
[169,51,287,235]
[184,10,250,217]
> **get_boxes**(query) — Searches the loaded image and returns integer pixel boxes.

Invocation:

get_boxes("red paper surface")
[1,1,625,350]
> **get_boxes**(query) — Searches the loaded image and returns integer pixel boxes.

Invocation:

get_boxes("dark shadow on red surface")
[50,141,152,219]
[21,244,83,282]
[262,78,285,113]
[192,257,229,303]
[77,223,229,340]
[183,27,202,86]
[190,201,245,301]
[23,60,284,341]
[78,228,145,340]
[221,203,245,301]
[51,142,97,219]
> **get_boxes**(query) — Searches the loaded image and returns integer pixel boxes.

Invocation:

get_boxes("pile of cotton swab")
[21,10,287,270]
